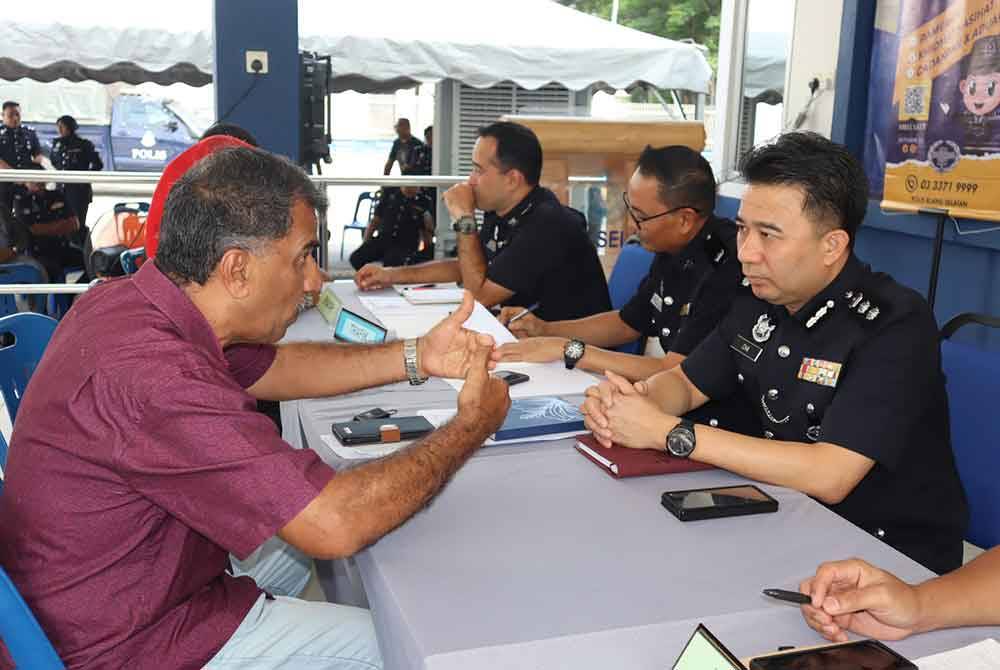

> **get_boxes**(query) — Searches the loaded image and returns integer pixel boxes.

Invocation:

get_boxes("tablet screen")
[672,625,744,670]
[334,309,388,344]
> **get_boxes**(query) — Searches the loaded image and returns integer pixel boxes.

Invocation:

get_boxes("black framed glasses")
[622,192,700,224]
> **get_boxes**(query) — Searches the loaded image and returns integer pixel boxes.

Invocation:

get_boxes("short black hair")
[56,115,78,133]
[739,132,868,245]
[424,125,433,136]
[202,122,258,147]
[155,146,326,285]
[636,145,716,215]
[477,121,542,186]
[2,101,19,112]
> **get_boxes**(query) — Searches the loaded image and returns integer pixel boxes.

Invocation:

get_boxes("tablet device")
[672,623,744,670]
[331,416,434,445]
[661,485,778,521]
[748,639,915,669]
[333,307,388,344]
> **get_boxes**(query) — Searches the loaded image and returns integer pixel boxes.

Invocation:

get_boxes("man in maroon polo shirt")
[0,146,510,670]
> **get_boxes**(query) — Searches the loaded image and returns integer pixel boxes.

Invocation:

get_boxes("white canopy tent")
[0,0,712,94]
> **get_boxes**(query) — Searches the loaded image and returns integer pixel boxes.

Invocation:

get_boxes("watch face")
[566,340,585,360]
[668,428,695,457]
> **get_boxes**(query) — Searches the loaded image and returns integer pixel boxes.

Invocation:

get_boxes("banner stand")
[923,208,949,312]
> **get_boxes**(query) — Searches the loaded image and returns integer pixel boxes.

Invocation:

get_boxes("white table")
[284,283,1000,669]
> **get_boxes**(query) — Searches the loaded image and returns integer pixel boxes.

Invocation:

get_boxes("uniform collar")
[493,186,548,227]
[787,253,867,328]
[652,214,725,267]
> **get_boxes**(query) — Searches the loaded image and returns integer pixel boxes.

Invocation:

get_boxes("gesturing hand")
[419,291,497,379]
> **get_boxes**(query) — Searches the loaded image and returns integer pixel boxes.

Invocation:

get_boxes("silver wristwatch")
[404,338,428,385]
[451,214,477,234]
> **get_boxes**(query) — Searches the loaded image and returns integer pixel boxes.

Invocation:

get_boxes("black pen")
[762,588,811,605]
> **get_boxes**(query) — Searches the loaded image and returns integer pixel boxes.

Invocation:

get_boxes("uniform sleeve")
[618,269,657,334]
[387,139,399,164]
[680,319,740,401]
[672,264,743,356]
[28,130,40,157]
[124,369,335,559]
[485,218,567,295]
[86,140,103,171]
[820,310,940,470]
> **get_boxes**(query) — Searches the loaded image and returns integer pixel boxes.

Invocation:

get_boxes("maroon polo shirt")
[0,262,335,669]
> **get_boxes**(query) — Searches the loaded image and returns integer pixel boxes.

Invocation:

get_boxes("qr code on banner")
[900,82,930,120]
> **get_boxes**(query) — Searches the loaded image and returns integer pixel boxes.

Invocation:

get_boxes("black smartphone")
[331,416,434,445]
[353,407,396,421]
[493,370,530,385]
[749,639,915,669]
[661,485,778,522]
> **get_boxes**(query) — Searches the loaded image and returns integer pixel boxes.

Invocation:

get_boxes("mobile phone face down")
[493,370,530,386]
[661,485,778,522]
[748,639,915,669]
[331,416,434,445]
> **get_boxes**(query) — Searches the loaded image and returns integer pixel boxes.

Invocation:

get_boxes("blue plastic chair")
[940,313,1000,549]
[0,313,59,424]
[607,242,654,354]
[0,565,64,669]
[0,262,46,317]
[340,191,378,259]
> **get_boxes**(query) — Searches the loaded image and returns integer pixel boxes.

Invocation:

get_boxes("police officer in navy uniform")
[356,121,611,322]
[492,145,759,435]
[582,132,967,575]
[0,100,43,225]
[348,186,435,270]
[50,114,103,239]
[12,183,85,284]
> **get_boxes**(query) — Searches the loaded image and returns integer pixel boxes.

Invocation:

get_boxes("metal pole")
[611,0,620,24]
[926,212,947,312]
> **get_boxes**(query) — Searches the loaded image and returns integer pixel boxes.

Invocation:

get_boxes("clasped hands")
[581,371,675,451]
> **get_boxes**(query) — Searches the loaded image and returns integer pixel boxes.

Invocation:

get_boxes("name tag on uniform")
[730,334,762,363]
[679,302,691,317]
[798,357,842,387]
[650,293,663,312]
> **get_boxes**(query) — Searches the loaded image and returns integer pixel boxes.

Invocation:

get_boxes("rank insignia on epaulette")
[798,357,842,387]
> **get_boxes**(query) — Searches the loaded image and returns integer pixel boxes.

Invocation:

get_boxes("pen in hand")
[762,588,811,605]
[507,302,540,324]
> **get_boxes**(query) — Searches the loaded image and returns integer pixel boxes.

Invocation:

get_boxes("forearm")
[0,248,13,263]
[316,416,491,557]
[385,259,461,284]
[543,311,640,348]
[913,546,1000,632]
[689,428,866,504]
[456,232,488,293]
[578,347,682,382]
[32,216,77,237]
[249,340,408,400]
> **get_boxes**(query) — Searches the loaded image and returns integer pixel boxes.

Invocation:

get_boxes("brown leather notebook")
[575,434,716,479]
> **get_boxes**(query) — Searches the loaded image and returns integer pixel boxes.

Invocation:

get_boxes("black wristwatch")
[666,419,696,458]
[563,339,585,370]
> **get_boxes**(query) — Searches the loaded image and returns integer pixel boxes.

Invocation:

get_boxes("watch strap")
[404,338,428,385]
[452,214,477,234]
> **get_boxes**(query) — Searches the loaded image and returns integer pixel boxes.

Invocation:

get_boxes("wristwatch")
[451,214,477,234]
[403,338,428,385]
[666,419,697,458]
[563,339,585,370]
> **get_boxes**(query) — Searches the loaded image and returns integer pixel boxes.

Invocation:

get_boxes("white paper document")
[916,638,1000,669]
[394,283,465,305]
[319,434,411,460]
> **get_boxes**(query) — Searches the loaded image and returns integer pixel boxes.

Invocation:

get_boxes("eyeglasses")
[622,193,700,224]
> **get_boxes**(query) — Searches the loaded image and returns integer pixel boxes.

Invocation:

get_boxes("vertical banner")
[881,0,1000,221]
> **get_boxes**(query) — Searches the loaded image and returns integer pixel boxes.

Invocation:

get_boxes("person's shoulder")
[845,268,931,335]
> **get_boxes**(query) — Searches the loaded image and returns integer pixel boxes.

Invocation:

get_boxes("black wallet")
[331,416,435,445]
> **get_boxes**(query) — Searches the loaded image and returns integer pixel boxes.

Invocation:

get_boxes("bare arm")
[574,348,684,382]
[31,215,78,237]
[800,549,1000,643]
[455,230,513,307]
[0,247,14,264]
[279,340,511,558]
[355,258,461,290]
[500,309,640,348]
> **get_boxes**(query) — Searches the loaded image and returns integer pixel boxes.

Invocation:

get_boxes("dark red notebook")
[574,434,716,479]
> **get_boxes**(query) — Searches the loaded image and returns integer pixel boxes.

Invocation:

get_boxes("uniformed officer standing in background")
[582,132,968,575]
[50,114,103,240]
[0,100,43,226]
